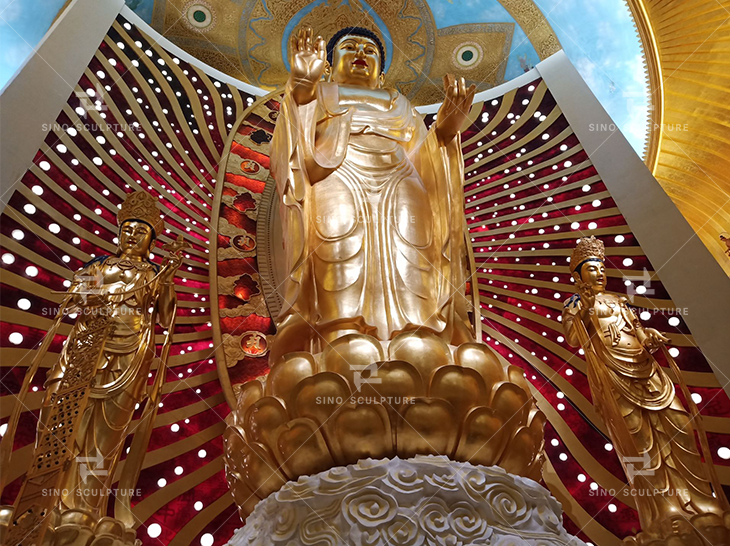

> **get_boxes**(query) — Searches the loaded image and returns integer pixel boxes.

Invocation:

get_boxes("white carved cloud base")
[226,455,587,546]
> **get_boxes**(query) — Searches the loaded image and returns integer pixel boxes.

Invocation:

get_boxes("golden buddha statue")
[0,191,185,546]
[562,236,730,545]
[223,27,547,530]
[269,26,477,360]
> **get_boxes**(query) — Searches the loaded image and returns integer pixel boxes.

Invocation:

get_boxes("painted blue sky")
[429,0,649,153]
[0,0,68,90]
[0,0,648,153]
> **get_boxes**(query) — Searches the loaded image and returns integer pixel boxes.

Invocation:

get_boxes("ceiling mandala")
[135,0,561,105]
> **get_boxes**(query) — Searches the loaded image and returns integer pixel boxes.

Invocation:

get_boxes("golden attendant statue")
[562,236,730,546]
[0,191,185,546]
[269,26,476,360]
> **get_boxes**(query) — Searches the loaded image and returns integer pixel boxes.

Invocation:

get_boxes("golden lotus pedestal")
[222,331,586,544]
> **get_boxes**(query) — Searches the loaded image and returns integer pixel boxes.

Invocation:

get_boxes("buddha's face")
[330,34,382,89]
[119,220,154,258]
[577,260,606,291]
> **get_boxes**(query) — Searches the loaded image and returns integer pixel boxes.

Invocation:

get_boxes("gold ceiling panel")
[628,0,730,275]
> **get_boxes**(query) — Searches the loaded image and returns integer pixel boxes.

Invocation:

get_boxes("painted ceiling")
[0,0,649,152]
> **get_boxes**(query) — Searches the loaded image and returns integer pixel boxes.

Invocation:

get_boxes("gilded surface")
[269,28,476,356]
[223,27,546,520]
[224,332,546,519]
[562,237,730,545]
[0,192,183,545]
[626,0,730,276]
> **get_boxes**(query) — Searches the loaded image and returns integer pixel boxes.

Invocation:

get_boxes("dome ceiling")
[0,1,649,152]
[130,0,560,105]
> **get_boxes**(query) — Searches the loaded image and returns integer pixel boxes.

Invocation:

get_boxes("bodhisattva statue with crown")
[0,191,186,546]
[563,236,730,546]
[222,26,587,546]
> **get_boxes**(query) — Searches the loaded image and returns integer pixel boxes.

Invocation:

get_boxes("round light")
[25,266,38,277]
[604,443,613,451]
[39,161,51,171]
[11,229,24,240]
[9,332,23,345]
[608,504,617,513]
[32,185,43,195]
[588,222,597,230]
[157,478,166,488]
[147,524,162,538]
[194,501,203,511]
[174,466,183,475]
[691,393,702,404]
[198,449,207,458]
[551,439,559,447]
[2,253,15,264]
[49,223,60,234]
[570,222,580,230]
[640,311,651,321]
[668,347,680,358]
[170,423,180,432]
[615,235,625,243]
[201,534,214,546]
[622,258,633,267]
[17,298,31,310]
[24,204,36,214]
[578,474,586,482]
[718,447,730,460]
[668,317,680,327]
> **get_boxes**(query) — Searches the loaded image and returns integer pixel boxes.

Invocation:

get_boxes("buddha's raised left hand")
[436,74,476,145]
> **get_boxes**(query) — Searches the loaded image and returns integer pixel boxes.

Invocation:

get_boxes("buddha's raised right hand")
[289,27,326,105]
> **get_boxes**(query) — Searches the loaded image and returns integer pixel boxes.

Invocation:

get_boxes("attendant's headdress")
[117,191,164,239]
[570,236,605,276]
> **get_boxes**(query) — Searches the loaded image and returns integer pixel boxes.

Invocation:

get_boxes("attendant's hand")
[576,282,596,318]
[160,252,183,283]
[289,28,327,105]
[642,327,669,353]
[435,74,476,145]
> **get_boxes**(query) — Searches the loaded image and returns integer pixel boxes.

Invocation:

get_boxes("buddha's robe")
[270,82,472,358]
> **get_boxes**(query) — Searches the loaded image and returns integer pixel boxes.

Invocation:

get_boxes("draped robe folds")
[270,82,472,357]
[41,258,158,517]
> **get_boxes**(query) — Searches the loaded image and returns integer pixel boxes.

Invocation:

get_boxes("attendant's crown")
[570,236,605,274]
[117,191,164,238]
